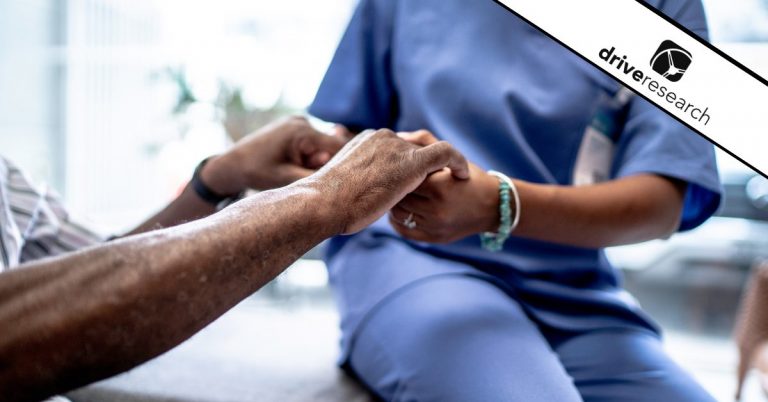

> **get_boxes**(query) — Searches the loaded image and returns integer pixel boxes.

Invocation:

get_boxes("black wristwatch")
[190,157,242,206]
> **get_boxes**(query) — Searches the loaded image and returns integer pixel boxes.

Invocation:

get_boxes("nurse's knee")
[352,276,581,402]
[392,277,520,347]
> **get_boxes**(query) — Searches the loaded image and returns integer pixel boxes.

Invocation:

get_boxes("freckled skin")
[0,128,468,402]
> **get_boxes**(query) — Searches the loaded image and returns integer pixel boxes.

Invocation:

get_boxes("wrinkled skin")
[0,128,468,402]
[306,129,469,234]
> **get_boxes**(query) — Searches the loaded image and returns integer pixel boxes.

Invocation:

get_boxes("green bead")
[480,176,513,252]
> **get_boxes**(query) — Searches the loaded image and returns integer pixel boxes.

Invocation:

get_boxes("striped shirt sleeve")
[0,157,102,272]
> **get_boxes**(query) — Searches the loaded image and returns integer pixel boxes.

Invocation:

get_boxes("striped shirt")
[0,157,101,272]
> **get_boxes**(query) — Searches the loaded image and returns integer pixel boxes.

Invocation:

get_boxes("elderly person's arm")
[0,130,468,402]
[127,116,347,235]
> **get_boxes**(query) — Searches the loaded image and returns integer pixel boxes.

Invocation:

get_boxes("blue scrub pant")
[347,274,715,402]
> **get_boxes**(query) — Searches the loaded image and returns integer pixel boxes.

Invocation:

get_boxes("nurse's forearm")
[512,174,685,248]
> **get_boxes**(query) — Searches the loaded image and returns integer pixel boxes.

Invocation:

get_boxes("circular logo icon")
[650,40,692,82]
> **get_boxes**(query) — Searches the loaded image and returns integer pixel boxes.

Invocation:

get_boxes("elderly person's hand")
[0,128,467,402]
[387,130,502,244]
[200,116,347,195]
[306,129,469,234]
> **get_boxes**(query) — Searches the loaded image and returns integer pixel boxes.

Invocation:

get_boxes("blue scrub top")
[310,0,722,358]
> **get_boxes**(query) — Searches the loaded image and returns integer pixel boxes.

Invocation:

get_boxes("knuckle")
[424,142,450,163]
[434,141,451,152]
[405,146,419,162]
[374,128,396,138]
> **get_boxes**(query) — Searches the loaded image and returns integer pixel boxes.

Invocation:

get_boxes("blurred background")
[1,0,767,401]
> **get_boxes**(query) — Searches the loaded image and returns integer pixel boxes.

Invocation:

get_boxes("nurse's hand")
[389,131,501,243]
[309,129,470,234]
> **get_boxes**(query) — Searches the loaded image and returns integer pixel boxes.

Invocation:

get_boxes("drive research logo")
[598,45,711,126]
[650,40,692,82]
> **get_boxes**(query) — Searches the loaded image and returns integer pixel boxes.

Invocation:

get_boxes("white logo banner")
[493,0,768,178]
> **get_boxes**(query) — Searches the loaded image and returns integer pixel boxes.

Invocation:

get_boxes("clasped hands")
[387,131,500,243]
[203,116,501,242]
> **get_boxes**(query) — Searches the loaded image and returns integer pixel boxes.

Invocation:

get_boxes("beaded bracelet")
[480,171,521,252]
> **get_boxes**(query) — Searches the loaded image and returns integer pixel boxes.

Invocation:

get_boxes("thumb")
[415,141,469,180]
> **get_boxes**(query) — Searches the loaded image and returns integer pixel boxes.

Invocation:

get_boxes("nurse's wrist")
[478,171,504,233]
[479,171,520,235]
